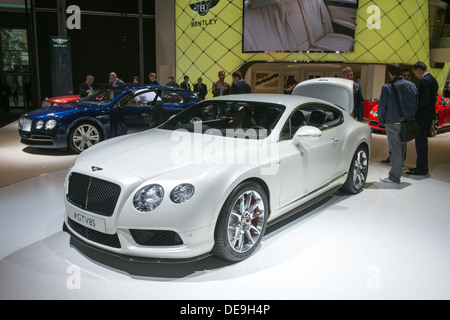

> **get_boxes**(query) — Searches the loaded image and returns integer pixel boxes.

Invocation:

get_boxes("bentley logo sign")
[91,166,103,172]
[190,0,219,16]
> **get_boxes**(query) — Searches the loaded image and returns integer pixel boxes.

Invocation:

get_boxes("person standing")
[165,75,179,88]
[212,70,231,97]
[211,70,231,119]
[381,68,413,164]
[444,83,450,98]
[193,77,207,100]
[406,62,438,176]
[148,72,160,85]
[343,67,364,121]
[231,70,252,94]
[180,75,191,91]
[378,63,417,184]
[132,76,140,84]
[79,74,94,98]
[109,72,125,86]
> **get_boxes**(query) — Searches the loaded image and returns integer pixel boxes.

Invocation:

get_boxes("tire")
[341,145,369,194]
[68,122,102,154]
[428,114,438,137]
[212,181,269,262]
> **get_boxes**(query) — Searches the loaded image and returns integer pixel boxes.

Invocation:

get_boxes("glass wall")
[0,27,30,109]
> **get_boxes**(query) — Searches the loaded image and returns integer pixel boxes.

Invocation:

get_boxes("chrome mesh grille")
[18,117,32,131]
[67,172,121,217]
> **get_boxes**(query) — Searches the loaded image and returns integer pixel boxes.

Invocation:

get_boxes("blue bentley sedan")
[18,85,200,153]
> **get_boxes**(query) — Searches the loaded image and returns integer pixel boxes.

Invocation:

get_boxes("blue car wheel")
[68,122,102,153]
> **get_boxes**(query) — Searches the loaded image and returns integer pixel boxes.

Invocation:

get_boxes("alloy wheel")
[71,123,100,153]
[227,190,266,254]
[352,149,368,191]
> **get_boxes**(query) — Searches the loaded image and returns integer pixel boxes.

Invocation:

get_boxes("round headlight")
[45,119,57,130]
[170,184,195,204]
[373,110,378,117]
[35,120,44,129]
[133,184,164,212]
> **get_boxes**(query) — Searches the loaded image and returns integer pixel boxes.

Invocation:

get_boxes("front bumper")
[367,119,385,131]
[18,129,67,149]
[63,212,215,261]
[63,168,218,261]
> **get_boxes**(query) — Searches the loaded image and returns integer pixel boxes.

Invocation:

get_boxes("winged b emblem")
[190,0,220,16]
[52,38,68,45]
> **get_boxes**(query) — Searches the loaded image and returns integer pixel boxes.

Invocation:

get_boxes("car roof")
[206,93,336,112]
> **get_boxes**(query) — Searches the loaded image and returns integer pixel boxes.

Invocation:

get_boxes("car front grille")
[18,117,32,132]
[68,218,121,248]
[67,172,121,217]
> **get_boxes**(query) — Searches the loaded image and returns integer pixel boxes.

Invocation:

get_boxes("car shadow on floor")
[67,194,340,280]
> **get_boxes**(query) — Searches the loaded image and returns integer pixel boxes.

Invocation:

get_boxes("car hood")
[22,102,100,119]
[292,77,354,114]
[77,129,262,181]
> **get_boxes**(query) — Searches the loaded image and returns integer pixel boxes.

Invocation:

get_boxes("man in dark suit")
[79,74,94,97]
[109,72,125,86]
[165,75,179,88]
[343,67,364,121]
[180,75,191,91]
[231,70,251,94]
[406,62,438,175]
[193,77,207,99]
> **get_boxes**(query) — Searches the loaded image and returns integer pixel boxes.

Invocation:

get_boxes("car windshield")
[160,100,285,139]
[78,87,124,105]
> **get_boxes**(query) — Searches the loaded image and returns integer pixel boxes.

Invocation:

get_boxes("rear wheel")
[68,122,102,153]
[212,181,268,262]
[341,145,369,194]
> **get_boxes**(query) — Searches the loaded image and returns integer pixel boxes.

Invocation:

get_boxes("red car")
[41,94,80,108]
[368,93,450,137]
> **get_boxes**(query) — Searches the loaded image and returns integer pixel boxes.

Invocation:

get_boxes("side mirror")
[291,126,322,146]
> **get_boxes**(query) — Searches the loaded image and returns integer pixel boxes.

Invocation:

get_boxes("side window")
[162,90,183,104]
[303,104,343,130]
[280,107,307,140]
[128,89,160,106]
[280,104,343,140]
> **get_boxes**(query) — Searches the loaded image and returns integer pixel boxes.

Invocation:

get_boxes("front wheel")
[341,145,369,194]
[212,181,268,262]
[68,122,102,154]
[428,114,438,137]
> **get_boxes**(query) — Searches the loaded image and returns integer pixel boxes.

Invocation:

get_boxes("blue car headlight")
[35,120,44,129]
[133,184,164,212]
[170,184,195,204]
[35,119,57,130]
[45,119,57,130]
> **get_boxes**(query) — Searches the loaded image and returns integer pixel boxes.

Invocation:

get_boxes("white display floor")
[1,121,449,300]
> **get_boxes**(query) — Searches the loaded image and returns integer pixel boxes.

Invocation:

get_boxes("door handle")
[331,138,339,144]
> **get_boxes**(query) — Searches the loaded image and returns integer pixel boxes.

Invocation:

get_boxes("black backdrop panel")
[68,14,142,89]
[35,11,58,99]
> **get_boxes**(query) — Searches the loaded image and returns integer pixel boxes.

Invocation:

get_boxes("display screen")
[243,0,358,53]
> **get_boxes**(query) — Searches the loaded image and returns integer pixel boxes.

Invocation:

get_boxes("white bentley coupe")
[63,78,371,262]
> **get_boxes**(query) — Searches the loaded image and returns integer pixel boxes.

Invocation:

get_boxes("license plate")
[68,210,106,233]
